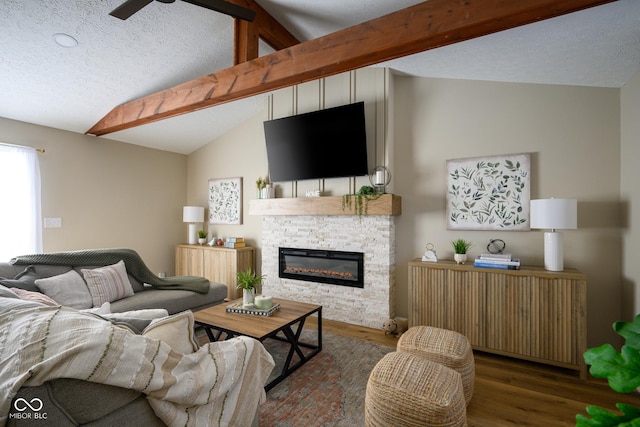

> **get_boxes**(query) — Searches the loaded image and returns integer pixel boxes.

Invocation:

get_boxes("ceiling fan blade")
[181,0,256,22]
[109,0,155,20]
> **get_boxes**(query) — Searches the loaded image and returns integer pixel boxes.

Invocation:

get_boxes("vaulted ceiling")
[1,0,639,154]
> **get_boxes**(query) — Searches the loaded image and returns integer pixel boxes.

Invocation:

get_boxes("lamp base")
[543,231,564,271]
[187,223,198,245]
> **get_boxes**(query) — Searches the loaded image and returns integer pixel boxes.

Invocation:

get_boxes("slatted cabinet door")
[486,274,531,357]
[408,264,448,329]
[446,268,486,348]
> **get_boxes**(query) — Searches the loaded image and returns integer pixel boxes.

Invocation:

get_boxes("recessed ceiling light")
[52,33,78,48]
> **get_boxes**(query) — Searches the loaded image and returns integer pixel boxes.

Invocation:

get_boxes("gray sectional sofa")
[0,248,227,314]
[0,249,232,426]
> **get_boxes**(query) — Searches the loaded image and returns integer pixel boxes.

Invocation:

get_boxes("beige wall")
[393,77,621,347]
[0,117,187,275]
[186,109,268,267]
[188,73,623,346]
[621,70,640,320]
[187,69,392,275]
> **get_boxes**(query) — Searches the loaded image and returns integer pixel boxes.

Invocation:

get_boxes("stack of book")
[473,253,521,270]
[224,237,246,248]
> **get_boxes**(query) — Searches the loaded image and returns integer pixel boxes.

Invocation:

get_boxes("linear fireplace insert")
[279,247,364,288]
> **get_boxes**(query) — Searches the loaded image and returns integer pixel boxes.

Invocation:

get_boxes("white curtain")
[0,143,42,261]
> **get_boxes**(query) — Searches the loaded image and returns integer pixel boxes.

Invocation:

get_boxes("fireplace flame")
[284,266,355,280]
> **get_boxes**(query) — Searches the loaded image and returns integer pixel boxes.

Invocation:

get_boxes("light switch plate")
[44,217,62,228]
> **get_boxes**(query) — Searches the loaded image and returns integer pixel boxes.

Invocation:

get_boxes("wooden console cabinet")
[408,260,587,378]
[175,244,255,300]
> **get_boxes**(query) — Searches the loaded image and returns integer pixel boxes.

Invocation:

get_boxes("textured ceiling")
[0,0,639,154]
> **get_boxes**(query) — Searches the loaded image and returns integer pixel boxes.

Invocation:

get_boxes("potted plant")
[236,268,265,307]
[342,185,381,217]
[197,230,208,245]
[256,177,267,199]
[576,315,640,425]
[451,239,472,264]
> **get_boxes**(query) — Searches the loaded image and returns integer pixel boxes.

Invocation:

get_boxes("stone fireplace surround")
[259,214,396,329]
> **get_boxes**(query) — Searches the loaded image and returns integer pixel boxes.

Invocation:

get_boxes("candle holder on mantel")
[369,166,392,194]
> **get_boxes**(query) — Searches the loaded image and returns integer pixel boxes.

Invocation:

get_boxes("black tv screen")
[263,101,368,182]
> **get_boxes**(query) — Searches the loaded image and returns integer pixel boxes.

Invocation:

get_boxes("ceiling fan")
[110,0,256,22]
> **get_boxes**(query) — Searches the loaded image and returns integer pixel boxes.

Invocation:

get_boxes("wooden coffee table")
[193,298,322,391]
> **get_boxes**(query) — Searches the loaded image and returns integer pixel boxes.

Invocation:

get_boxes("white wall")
[621,70,640,320]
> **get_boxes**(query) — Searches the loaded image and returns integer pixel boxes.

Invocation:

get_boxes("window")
[0,144,42,261]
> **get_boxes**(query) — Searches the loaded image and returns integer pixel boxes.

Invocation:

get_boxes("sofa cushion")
[8,379,164,427]
[0,277,39,292]
[109,283,226,315]
[4,265,73,293]
[35,270,93,309]
[81,260,135,307]
[11,288,59,306]
[142,311,198,354]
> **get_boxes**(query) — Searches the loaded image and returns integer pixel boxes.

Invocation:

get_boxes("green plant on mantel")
[576,314,640,426]
[197,229,208,239]
[342,186,381,217]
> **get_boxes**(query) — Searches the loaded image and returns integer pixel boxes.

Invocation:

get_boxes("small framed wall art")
[446,153,530,231]
[209,177,243,225]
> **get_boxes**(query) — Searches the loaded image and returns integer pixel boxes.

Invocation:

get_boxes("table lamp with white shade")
[183,206,205,245]
[530,198,577,271]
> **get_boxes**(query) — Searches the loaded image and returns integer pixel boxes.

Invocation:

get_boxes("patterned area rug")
[258,330,394,427]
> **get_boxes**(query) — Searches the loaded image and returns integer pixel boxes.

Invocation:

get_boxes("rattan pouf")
[365,351,467,427]
[397,326,475,406]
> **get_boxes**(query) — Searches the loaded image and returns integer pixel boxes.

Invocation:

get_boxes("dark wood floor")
[305,317,639,426]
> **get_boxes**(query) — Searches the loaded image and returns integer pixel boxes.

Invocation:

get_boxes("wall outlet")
[44,217,62,228]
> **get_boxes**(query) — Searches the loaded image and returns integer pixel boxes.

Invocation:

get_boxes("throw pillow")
[35,270,93,309]
[81,260,135,307]
[11,288,59,306]
[142,311,199,354]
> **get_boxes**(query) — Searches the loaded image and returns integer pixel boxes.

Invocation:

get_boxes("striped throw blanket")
[0,298,275,426]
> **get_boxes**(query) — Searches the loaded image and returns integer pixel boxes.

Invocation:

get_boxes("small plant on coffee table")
[236,268,265,293]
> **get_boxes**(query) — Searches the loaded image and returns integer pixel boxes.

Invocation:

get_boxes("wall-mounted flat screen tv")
[263,101,368,183]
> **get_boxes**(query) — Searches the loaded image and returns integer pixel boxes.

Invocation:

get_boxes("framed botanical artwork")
[209,177,242,225]
[446,153,531,230]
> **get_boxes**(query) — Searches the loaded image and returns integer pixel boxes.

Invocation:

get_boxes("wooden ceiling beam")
[232,0,299,64]
[87,0,614,137]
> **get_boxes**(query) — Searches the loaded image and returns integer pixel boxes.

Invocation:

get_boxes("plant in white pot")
[197,230,208,245]
[451,239,472,264]
[236,268,265,307]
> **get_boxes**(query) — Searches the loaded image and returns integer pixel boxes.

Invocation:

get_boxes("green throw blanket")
[11,248,210,294]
